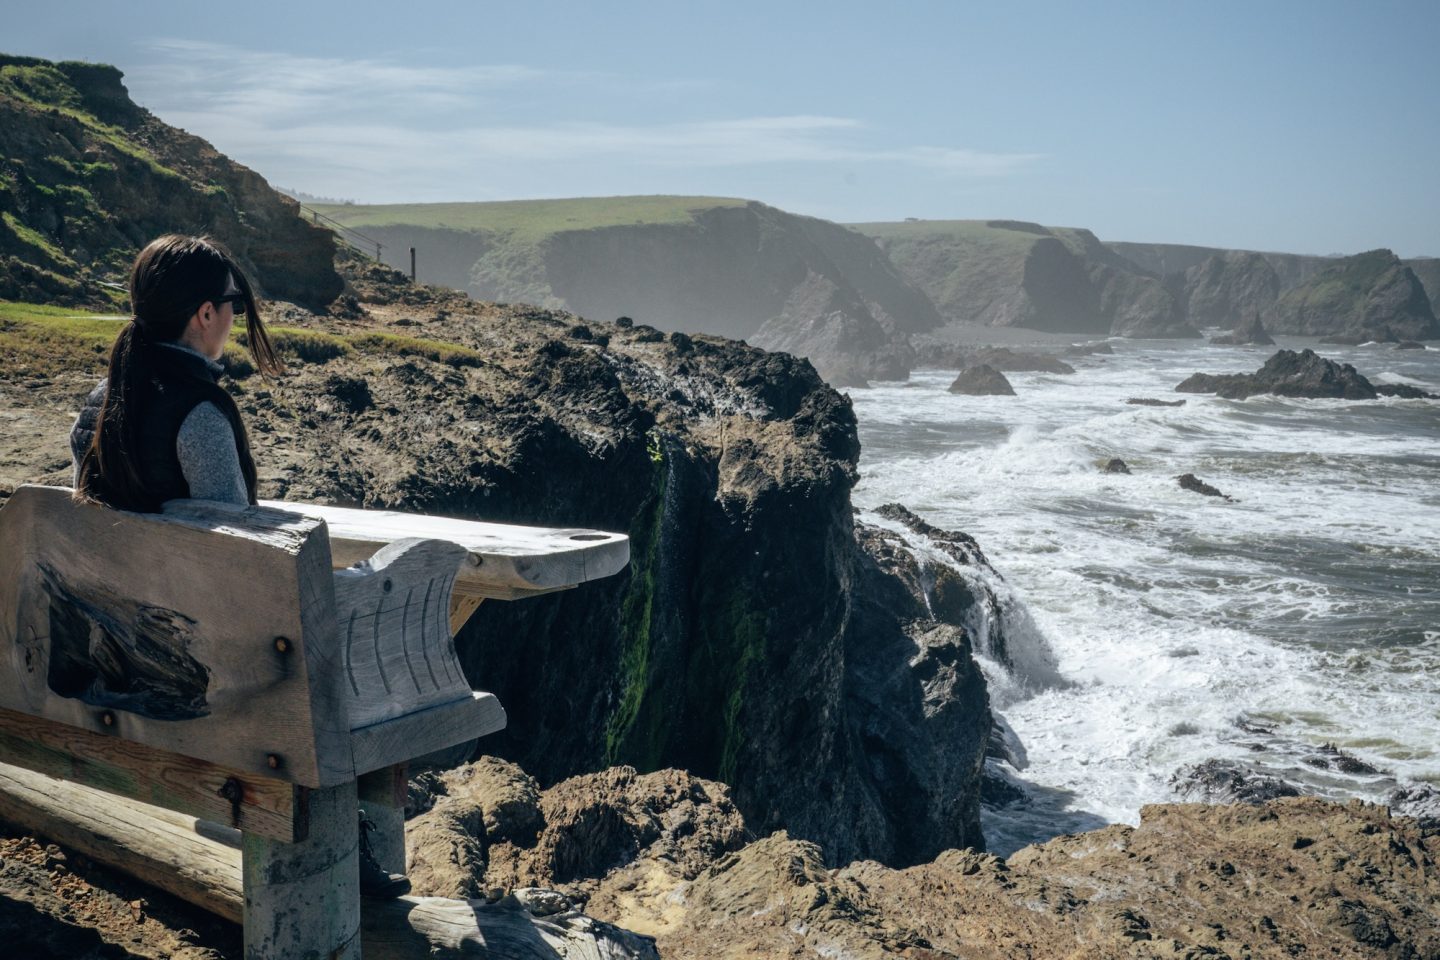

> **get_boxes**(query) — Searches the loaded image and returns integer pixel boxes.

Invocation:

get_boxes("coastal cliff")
[313,197,939,385]
[855,219,1196,338]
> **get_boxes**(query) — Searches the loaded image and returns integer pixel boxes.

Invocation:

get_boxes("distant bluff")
[0,54,341,309]
[1113,240,1440,339]
[853,219,1197,338]
[314,197,942,385]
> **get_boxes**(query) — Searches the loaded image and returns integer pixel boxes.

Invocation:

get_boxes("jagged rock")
[1103,458,1131,474]
[1210,309,1276,345]
[1388,784,1440,828]
[1170,759,1301,803]
[1176,473,1236,501]
[1176,348,1379,400]
[1267,249,1440,340]
[1126,397,1185,407]
[948,364,1015,395]
[1375,382,1439,399]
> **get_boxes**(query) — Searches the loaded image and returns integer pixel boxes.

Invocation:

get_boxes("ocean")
[849,338,1440,855]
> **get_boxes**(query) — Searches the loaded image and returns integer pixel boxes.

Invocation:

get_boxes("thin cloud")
[125,43,1042,199]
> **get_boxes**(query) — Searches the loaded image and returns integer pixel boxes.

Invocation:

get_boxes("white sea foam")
[854,341,1440,853]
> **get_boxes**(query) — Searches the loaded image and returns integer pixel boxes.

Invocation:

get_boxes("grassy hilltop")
[313,195,748,239]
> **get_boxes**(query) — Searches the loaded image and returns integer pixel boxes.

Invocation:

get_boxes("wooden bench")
[0,484,629,959]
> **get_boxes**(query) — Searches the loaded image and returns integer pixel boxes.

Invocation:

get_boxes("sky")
[6,0,1438,256]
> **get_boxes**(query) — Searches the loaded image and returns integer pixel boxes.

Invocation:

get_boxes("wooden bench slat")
[259,500,629,594]
[349,691,505,777]
[0,707,303,842]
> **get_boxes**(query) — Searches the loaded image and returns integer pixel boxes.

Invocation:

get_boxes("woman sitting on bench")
[67,234,411,897]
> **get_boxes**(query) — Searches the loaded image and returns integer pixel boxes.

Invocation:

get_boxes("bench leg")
[242,779,361,960]
[357,763,407,874]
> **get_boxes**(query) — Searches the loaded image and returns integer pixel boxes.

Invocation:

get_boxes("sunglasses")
[213,293,248,317]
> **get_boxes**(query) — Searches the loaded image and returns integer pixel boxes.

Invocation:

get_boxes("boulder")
[1125,397,1185,407]
[1375,382,1439,399]
[1102,458,1131,474]
[1176,348,1379,400]
[948,364,1015,396]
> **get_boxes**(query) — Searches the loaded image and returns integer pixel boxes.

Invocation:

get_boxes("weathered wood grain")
[0,766,659,958]
[243,779,361,960]
[350,692,506,777]
[332,537,471,729]
[260,499,629,595]
[358,763,408,875]
[0,486,350,788]
[0,761,242,921]
[0,707,303,841]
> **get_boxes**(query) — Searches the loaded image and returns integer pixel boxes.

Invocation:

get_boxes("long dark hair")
[75,235,283,511]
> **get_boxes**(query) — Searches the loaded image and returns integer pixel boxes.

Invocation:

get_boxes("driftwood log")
[0,762,659,960]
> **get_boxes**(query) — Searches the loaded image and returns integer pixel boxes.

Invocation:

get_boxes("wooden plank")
[260,499,630,594]
[242,778,361,960]
[350,692,506,777]
[0,706,303,842]
[0,766,660,958]
[0,486,350,788]
[448,595,484,634]
[331,537,471,729]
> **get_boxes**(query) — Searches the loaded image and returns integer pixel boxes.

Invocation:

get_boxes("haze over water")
[850,339,1440,854]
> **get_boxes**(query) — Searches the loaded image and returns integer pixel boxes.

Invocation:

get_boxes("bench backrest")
[0,485,492,788]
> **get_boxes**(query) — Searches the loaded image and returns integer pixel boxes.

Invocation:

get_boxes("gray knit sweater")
[70,342,249,505]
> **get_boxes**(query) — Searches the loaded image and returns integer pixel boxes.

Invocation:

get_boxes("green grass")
[0,301,489,377]
[311,195,748,240]
[0,63,182,181]
[1,212,75,267]
[0,300,125,374]
[852,218,1055,251]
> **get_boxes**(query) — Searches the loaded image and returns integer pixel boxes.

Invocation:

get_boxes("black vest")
[72,346,245,510]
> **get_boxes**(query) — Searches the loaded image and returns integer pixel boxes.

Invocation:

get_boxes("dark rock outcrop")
[1210,309,1276,345]
[1375,382,1439,399]
[0,54,341,309]
[948,364,1015,395]
[1266,249,1440,341]
[1176,348,1379,400]
[1176,473,1236,501]
[1126,397,1185,407]
[1170,759,1301,803]
[1102,458,1131,474]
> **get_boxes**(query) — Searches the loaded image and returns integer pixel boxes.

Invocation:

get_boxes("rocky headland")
[856,219,1198,339]
[1267,249,1439,342]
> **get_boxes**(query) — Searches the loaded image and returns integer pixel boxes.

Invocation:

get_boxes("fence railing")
[298,204,385,262]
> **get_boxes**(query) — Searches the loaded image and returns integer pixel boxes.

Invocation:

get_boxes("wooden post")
[409,246,416,282]
[242,779,361,960]
[358,763,408,875]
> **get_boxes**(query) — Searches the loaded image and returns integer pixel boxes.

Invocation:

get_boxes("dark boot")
[358,811,411,898]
